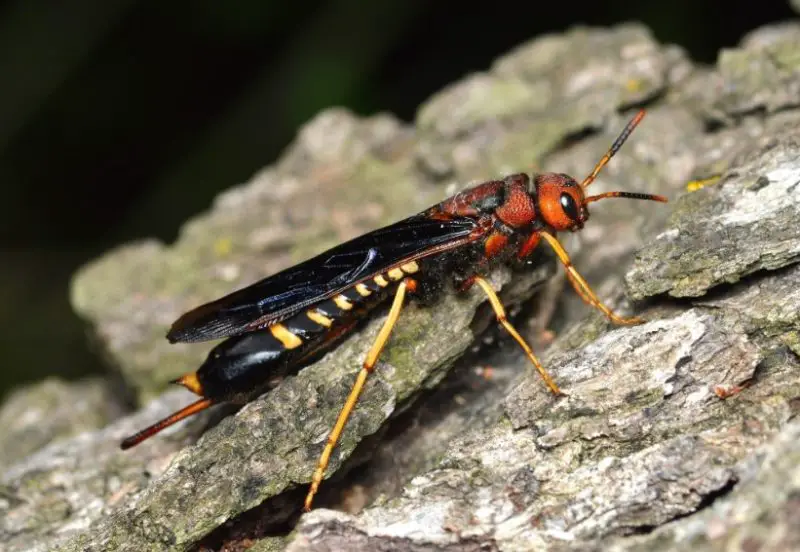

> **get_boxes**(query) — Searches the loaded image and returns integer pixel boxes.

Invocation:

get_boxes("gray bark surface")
[2,20,800,552]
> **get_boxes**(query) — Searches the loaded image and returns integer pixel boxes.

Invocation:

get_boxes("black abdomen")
[195,260,422,403]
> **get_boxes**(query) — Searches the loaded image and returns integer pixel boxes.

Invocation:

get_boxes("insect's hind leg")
[471,276,562,396]
[304,278,415,512]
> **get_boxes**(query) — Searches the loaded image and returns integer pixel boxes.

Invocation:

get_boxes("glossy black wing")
[166,214,478,343]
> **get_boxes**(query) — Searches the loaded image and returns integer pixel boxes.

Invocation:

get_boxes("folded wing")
[166,214,479,343]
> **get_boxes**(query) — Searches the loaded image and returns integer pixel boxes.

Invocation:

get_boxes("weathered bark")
[2,18,800,552]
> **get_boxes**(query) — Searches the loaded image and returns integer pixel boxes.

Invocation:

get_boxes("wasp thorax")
[493,175,537,228]
[534,173,588,231]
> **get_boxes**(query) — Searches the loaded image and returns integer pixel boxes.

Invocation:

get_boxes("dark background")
[0,0,795,399]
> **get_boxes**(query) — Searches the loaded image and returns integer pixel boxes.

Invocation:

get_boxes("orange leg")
[471,276,562,395]
[304,278,412,512]
[540,231,643,326]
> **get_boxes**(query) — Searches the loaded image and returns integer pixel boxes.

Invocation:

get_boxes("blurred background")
[0,0,795,400]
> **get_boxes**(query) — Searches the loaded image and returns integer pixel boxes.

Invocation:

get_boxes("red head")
[533,109,667,232]
[434,110,667,243]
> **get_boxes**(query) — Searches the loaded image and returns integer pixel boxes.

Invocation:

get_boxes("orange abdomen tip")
[171,373,205,396]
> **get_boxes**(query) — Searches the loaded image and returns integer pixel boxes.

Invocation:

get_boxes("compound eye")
[560,192,580,221]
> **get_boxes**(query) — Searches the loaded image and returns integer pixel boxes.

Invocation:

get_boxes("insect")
[120,109,667,512]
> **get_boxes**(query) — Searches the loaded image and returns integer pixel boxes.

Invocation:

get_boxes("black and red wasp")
[120,109,667,512]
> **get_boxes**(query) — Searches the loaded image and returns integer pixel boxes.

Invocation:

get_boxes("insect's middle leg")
[540,231,643,326]
[304,278,414,512]
[471,276,562,396]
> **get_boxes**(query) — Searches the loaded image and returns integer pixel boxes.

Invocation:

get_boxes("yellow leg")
[540,231,643,326]
[472,276,562,395]
[304,279,410,512]
[566,269,593,306]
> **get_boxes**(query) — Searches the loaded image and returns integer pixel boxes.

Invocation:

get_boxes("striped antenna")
[581,109,646,189]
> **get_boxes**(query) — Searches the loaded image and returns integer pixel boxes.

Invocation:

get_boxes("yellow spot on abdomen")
[400,261,419,274]
[334,295,353,310]
[270,323,303,349]
[355,283,372,296]
[307,310,333,328]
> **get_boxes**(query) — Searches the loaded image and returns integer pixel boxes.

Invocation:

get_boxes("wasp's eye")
[560,193,579,221]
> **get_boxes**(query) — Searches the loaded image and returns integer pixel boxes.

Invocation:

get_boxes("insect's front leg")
[540,231,643,326]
